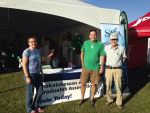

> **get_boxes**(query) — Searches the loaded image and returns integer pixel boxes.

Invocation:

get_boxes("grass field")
[0,68,150,113]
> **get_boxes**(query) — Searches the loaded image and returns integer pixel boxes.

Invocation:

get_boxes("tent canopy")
[128,11,150,38]
[0,0,120,35]
[128,12,150,68]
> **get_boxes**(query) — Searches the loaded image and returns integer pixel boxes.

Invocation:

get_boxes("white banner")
[36,79,103,107]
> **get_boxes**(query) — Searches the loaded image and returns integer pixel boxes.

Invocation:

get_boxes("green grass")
[0,69,150,113]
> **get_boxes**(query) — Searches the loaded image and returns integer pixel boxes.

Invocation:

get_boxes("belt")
[106,65,122,69]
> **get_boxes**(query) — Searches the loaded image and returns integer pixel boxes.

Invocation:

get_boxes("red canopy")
[128,12,150,37]
[127,37,147,68]
[128,12,150,68]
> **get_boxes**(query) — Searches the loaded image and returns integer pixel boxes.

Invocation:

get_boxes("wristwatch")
[25,75,29,78]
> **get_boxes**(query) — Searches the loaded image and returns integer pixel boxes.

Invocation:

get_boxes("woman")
[22,36,44,113]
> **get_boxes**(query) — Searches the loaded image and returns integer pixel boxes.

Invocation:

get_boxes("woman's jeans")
[24,73,43,112]
[52,59,60,68]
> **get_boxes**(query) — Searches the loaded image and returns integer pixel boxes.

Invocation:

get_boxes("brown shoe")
[105,101,112,106]
[90,99,95,106]
[117,105,124,110]
[77,99,84,106]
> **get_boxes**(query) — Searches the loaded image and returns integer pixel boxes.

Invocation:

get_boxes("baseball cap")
[110,33,118,40]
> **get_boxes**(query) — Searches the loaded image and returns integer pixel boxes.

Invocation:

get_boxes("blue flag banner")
[101,23,130,96]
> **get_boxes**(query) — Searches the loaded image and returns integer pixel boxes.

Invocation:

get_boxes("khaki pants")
[105,68,122,105]
[41,57,51,65]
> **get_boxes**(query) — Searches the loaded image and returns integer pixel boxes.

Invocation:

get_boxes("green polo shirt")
[81,40,105,70]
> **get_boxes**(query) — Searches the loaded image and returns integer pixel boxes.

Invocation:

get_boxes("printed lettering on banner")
[34,79,103,107]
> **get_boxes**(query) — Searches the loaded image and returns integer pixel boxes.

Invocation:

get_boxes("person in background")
[22,36,44,113]
[0,40,16,73]
[67,48,71,58]
[52,54,60,68]
[0,40,10,73]
[66,31,72,41]
[77,29,105,106]
[36,40,41,49]
[62,33,67,42]
[41,37,51,65]
[43,36,60,68]
[104,33,127,110]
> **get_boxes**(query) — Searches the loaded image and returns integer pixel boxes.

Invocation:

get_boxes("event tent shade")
[0,0,120,35]
[128,11,150,38]
[127,12,150,68]
[0,8,82,35]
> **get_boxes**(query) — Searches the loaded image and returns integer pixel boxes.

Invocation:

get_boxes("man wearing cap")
[104,33,127,110]
[77,29,105,106]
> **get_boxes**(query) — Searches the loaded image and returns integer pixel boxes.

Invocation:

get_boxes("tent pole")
[8,8,10,36]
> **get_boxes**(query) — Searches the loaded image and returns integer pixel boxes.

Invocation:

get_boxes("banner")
[101,23,130,96]
[35,79,103,107]
[120,11,128,55]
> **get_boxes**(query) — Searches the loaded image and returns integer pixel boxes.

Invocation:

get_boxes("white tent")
[0,0,120,35]
[0,0,121,66]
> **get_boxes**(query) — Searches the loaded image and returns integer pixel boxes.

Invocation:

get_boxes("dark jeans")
[24,73,43,112]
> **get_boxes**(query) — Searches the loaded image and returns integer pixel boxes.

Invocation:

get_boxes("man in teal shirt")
[77,29,105,106]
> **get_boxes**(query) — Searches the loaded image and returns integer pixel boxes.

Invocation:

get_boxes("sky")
[79,0,150,23]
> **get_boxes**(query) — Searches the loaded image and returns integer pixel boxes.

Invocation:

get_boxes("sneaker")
[77,99,84,106]
[36,108,44,112]
[105,101,112,106]
[90,99,95,106]
[117,105,124,110]
[30,110,36,113]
